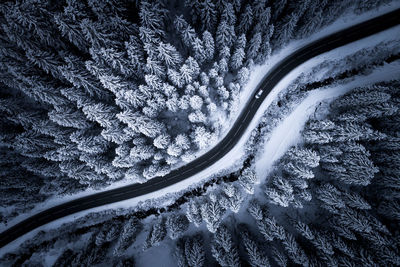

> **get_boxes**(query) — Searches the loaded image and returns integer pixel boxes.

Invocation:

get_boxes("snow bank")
[135,241,176,267]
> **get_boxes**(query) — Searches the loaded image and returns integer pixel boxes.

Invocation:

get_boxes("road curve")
[1,8,400,249]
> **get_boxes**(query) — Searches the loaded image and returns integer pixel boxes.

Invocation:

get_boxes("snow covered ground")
[1,5,400,256]
[255,60,400,181]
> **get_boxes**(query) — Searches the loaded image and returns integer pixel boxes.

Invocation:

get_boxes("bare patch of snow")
[135,240,176,267]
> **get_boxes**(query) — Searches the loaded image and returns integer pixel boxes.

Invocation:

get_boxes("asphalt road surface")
[1,8,400,249]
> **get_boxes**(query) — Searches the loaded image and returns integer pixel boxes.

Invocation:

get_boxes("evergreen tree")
[336,151,379,186]
[211,225,240,267]
[175,134,191,150]
[283,162,315,180]
[199,0,217,32]
[316,183,346,213]
[202,30,215,61]
[295,1,326,38]
[239,167,259,194]
[247,33,262,61]
[230,34,246,70]
[336,208,373,234]
[153,134,171,149]
[240,224,271,267]
[192,37,207,64]
[332,89,392,109]
[185,234,206,267]
[238,4,253,34]
[143,217,167,250]
[192,126,215,150]
[189,95,204,110]
[294,220,315,240]
[175,15,197,48]
[216,20,235,50]
[48,106,91,129]
[113,218,141,256]
[378,199,400,221]
[281,232,309,266]
[166,213,189,240]
[237,67,250,86]
[186,199,203,227]
[333,122,386,143]
[265,175,294,207]
[344,192,371,210]
[272,0,288,22]
[222,184,244,213]
[200,193,226,233]
[247,199,264,221]
[271,247,288,267]
[157,42,183,69]
[257,214,286,241]
[220,2,236,26]
[284,147,320,168]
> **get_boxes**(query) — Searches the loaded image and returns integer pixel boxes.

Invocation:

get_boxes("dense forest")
[0,0,388,223]
[155,80,400,267]
[1,0,399,266]
[2,72,399,266]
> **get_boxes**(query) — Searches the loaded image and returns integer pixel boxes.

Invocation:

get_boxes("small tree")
[200,193,226,233]
[113,218,141,256]
[239,167,258,194]
[202,31,215,61]
[211,225,240,267]
[240,224,271,267]
[143,218,167,250]
[154,134,171,149]
[166,213,190,240]
[176,233,206,267]
[222,184,244,213]
[186,199,203,227]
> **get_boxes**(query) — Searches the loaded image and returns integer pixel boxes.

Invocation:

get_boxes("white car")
[255,89,264,99]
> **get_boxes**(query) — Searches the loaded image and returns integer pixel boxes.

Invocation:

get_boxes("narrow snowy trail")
[255,61,400,179]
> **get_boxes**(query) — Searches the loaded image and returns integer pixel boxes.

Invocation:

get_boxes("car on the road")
[255,89,264,99]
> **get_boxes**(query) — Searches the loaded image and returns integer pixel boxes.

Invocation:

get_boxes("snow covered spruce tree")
[211,224,241,267]
[263,147,318,208]
[239,223,271,267]
[200,192,226,233]
[175,233,206,267]
[143,217,167,250]
[238,167,259,194]
[113,217,142,256]
[166,213,190,240]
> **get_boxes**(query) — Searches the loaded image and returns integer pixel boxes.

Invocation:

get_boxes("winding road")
[1,8,400,249]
